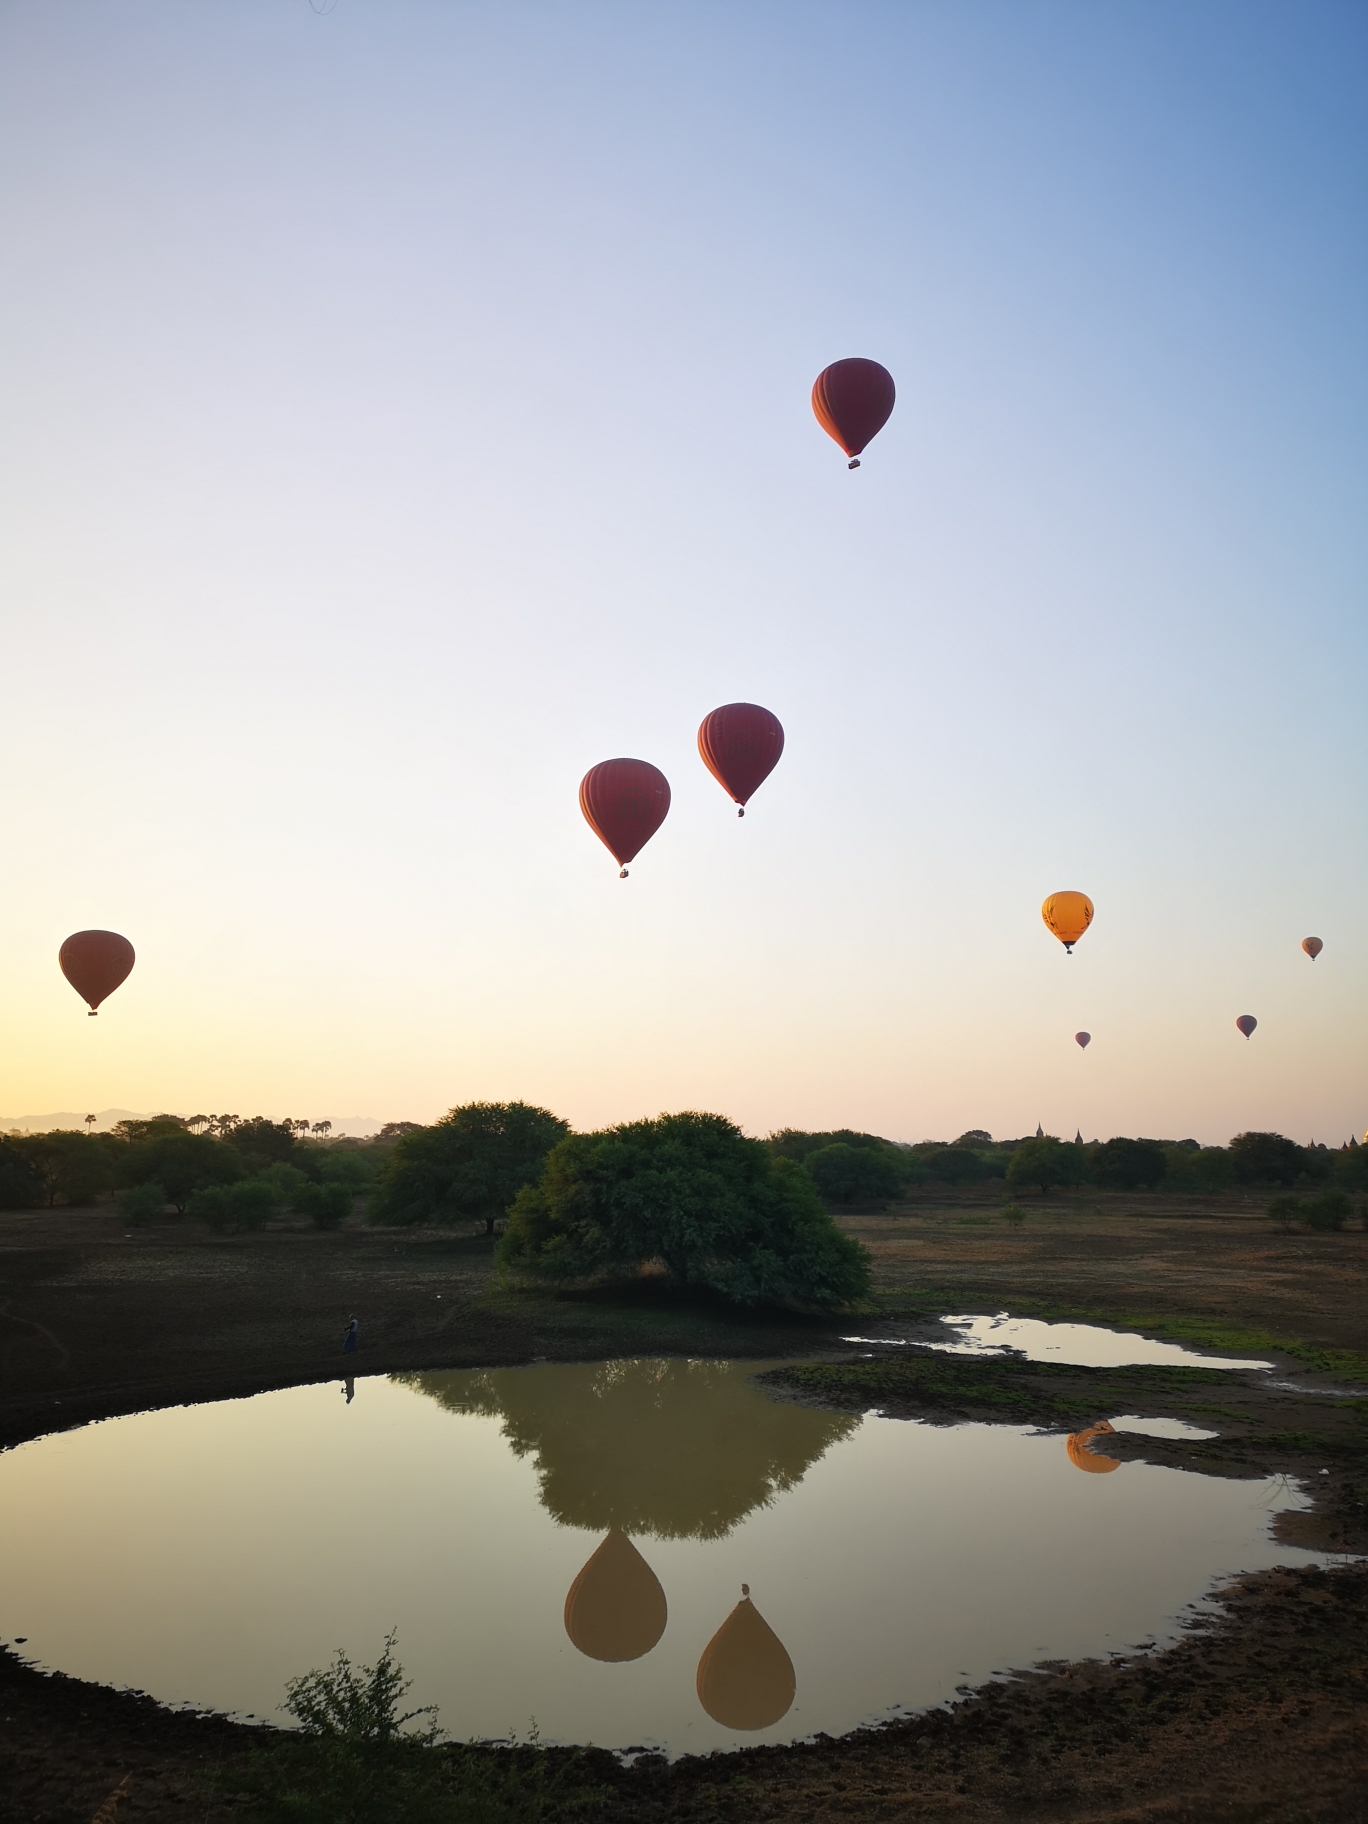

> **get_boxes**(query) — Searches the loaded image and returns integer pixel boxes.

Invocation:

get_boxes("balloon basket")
[619,868,629,879]
[848,458,860,469]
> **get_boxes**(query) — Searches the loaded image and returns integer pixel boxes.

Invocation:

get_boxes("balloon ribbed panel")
[579,759,671,866]
[811,358,896,457]
[697,703,785,807]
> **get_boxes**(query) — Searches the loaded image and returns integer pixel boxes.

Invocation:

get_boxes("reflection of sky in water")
[844,1312,1273,1370]
[0,1360,1320,1756]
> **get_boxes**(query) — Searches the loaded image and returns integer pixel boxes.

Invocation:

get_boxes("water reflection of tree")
[395,1359,860,1540]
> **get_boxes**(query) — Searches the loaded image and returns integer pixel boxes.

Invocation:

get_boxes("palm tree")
[312,1120,333,1140]
[84,1114,97,1132]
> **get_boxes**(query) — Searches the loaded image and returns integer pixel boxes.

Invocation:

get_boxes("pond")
[0,1349,1323,1756]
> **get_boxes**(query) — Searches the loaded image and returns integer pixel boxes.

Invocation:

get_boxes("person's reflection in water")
[1066,1419,1120,1473]
[563,1529,667,1662]
[696,1583,795,1729]
[342,1377,355,1404]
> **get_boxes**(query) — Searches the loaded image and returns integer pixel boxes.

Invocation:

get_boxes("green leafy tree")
[118,1128,243,1214]
[1162,1144,1232,1193]
[0,1136,44,1210]
[188,1177,283,1232]
[919,1146,987,1185]
[1005,1136,1085,1196]
[1229,1132,1310,1187]
[371,1102,570,1234]
[1089,1137,1168,1191]
[223,1116,299,1173]
[1333,1145,1368,1192]
[804,1142,904,1206]
[1303,1190,1351,1233]
[298,1180,352,1229]
[499,1111,870,1306]
[117,1182,168,1226]
[11,1131,115,1206]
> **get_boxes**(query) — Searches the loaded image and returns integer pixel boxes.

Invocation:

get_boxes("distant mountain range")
[0,1109,385,1137]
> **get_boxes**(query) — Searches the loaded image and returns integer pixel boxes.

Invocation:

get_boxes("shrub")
[499,1111,871,1307]
[1268,1194,1302,1233]
[1000,1202,1026,1228]
[805,1142,904,1206]
[297,1180,352,1230]
[188,1176,283,1232]
[116,1182,168,1226]
[1089,1137,1167,1191]
[1303,1191,1351,1233]
[258,1161,311,1206]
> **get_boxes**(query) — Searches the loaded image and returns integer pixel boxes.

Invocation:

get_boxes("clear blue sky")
[1,1,1363,1144]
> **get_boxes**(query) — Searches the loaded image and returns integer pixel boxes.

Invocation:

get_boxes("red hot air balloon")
[697,704,784,818]
[1236,1015,1257,1039]
[579,759,671,877]
[59,930,135,1015]
[811,359,895,469]
[1075,1032,1091,1049]
[1302,937,1323,960]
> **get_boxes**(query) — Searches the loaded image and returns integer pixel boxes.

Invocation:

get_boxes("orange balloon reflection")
[1066,1420,1120,1474]
[696,1584,795,1730]
[563,1529,667,1663]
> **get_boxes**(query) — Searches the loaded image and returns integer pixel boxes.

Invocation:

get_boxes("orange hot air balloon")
[697,703,784,818]
[59,930,135,1016]
[1066,1420,1120,1474]
[1236,1014,1257,1039]
[1041,891,1094,953]
[696,1584,795,1731]
[1302,937,1323,961]
[579,759,671,878]
[811,359,895,469]
[563,1530,667,1663]
[1075,1031,1091,1049]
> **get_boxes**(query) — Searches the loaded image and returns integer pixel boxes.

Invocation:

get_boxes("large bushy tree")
[117,1120,244,1214]
[804,1142,904,1206]
[370,1101,570,1233]
[498,1111,871,1306]
[1005,1136,1085,1195]
[1089,1137,1168,1191]
[1228,1132,1309,1187]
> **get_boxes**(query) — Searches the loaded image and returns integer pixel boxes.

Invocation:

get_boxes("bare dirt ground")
[1,1187,1365,1821]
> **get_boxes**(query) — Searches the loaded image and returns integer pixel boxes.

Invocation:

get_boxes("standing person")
[342,1315,359,1355]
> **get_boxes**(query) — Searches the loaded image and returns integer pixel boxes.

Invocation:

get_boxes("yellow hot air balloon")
[1066,1419,1120,1474]
[1041,891,1094,953]
[563,1530,667,1663]
[696,1585,795,1730]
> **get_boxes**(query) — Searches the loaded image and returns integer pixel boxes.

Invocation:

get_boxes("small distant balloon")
[1236,1014,1257,1039]
[579,759,671,878]
[811,359,895,469]
[1302,937,1323,961]
[697,703,784,817]
[59,930,135,1016]
[1075,1031,1091,1049]
[1041,891,1094,953]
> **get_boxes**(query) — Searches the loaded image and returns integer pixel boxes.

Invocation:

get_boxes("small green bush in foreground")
[116,1181,168,1226]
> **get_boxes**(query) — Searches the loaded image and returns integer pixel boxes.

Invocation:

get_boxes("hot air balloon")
[58,931,135,1016]
[1066,1420,1120,1475]
[563,1531,667,1663]
[1041,891,1094,953]
[1236,1014,1257,1039]
[696,1585,795,1730]
[1075,1032,1091,1049]
[1302,937,1323,961]
[811,359,895,469]
[579,759,670,877]
[697,704,784,818]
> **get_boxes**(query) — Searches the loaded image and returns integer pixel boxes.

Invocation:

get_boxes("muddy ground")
[1,1186,1366,1821]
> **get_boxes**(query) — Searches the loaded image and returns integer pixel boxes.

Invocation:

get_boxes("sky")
[0,0,1363,1146]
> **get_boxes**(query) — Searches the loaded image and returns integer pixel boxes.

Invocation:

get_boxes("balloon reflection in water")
[1066,1420,1121,1474]
[696,1584,796,1730]
[562,1530,667,1663]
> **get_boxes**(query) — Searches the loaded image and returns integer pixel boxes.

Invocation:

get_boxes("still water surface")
[0,1356,1321,1754]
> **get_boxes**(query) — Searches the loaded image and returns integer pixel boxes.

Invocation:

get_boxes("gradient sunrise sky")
[0,1,1363,1145]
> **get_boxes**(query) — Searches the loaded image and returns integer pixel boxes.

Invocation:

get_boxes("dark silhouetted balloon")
[1302,937,1323,961]
[696,1585,795,1730]
[811,359,895,469]
[579,759,671,877]
[697,704,784,818]
[1236,1014,1257,1039]
[563,1530,667,1663]
[1041,891,1094,953]
[59,931,135,1016]
[1075,1031,1091,1049]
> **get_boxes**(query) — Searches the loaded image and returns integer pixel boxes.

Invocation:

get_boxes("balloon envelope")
[1041,891,1094,951]
[697,703,784,811]
[579,759,671,869]
[58,930,135,1013]
[1075,1031,1091,1049]
[696,1590,795,1730]
[1066,1421,1120,1475]
[1302,937,1323,960]
[563,1530,667,1664]
[1236,1014,1257,1039]
[811,358,895,460]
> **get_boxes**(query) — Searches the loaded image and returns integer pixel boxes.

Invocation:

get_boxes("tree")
[119,1126,243,1214]
[226,1117,299,1172]
[312,1120,333,1140]
[1334,1145,1368,1192]
[919,1146,987,1185]
[1005,1136,1085,1196]
[370,1101,570,1233]
[12,1131,115,1206]
[297,1180,352,1229]
[378,1121,424,1141]
[1089,1138,1167,1191]
[804,1142,904,1207]
[498,1111,871,1306]
[1163,1144,1232,1193]
[1229,1132,1308,1187]
[0,1136,45,1210]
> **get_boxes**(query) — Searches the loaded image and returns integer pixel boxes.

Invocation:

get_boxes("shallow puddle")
[0,1358,1320,1754]
[846,1312,1273,1370]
